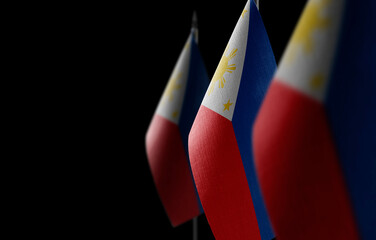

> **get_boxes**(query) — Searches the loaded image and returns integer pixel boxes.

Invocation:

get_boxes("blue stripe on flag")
[325,0,376,239]
[232,1,277,239]
[179,34,210,213]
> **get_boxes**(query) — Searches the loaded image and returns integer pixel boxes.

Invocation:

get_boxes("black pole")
[193,217,198,240]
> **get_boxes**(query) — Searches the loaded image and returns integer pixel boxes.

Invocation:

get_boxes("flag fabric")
[188,1,276,239]
[145,28,209,226]
[253,0,376,239]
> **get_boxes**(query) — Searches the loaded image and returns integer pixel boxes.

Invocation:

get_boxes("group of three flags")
[146,0,375,239]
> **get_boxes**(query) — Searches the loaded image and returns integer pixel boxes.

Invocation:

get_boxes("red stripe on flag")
[253,80,359,240]
[146,114,200,226]
[189,106,261,240]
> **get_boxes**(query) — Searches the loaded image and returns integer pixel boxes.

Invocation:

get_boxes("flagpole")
[193,217,198,240]
[191,10,199,240]
[192,11,198,44]
[255,0,259,9]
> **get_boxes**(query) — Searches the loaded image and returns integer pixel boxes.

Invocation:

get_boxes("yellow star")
[241,9,248,18]
[172,110,179,118]
[184,41,191,50]
[310,73,324,90]
[223,99,233,112]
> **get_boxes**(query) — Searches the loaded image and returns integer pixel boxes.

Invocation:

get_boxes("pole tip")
[192,11,198,29]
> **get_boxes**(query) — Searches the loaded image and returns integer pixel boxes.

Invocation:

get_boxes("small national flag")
[188,1,276,239]
[253,0,375,239]
[145,22,209,226]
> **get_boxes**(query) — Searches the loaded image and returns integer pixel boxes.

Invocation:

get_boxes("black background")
[67,0,307,238]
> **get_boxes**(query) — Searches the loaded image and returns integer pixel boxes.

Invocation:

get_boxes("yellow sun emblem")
[208,47,238,95]
[164,72,182,101]
[287,0,330,62]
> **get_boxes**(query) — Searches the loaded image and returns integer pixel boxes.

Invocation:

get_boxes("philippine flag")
[253,0,375,239]
[188,1,276,239]
[145,27,209,226]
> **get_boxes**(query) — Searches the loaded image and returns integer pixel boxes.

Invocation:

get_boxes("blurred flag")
[188,1,276,239]
[145,18,209,226]
[253,0,375,239]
